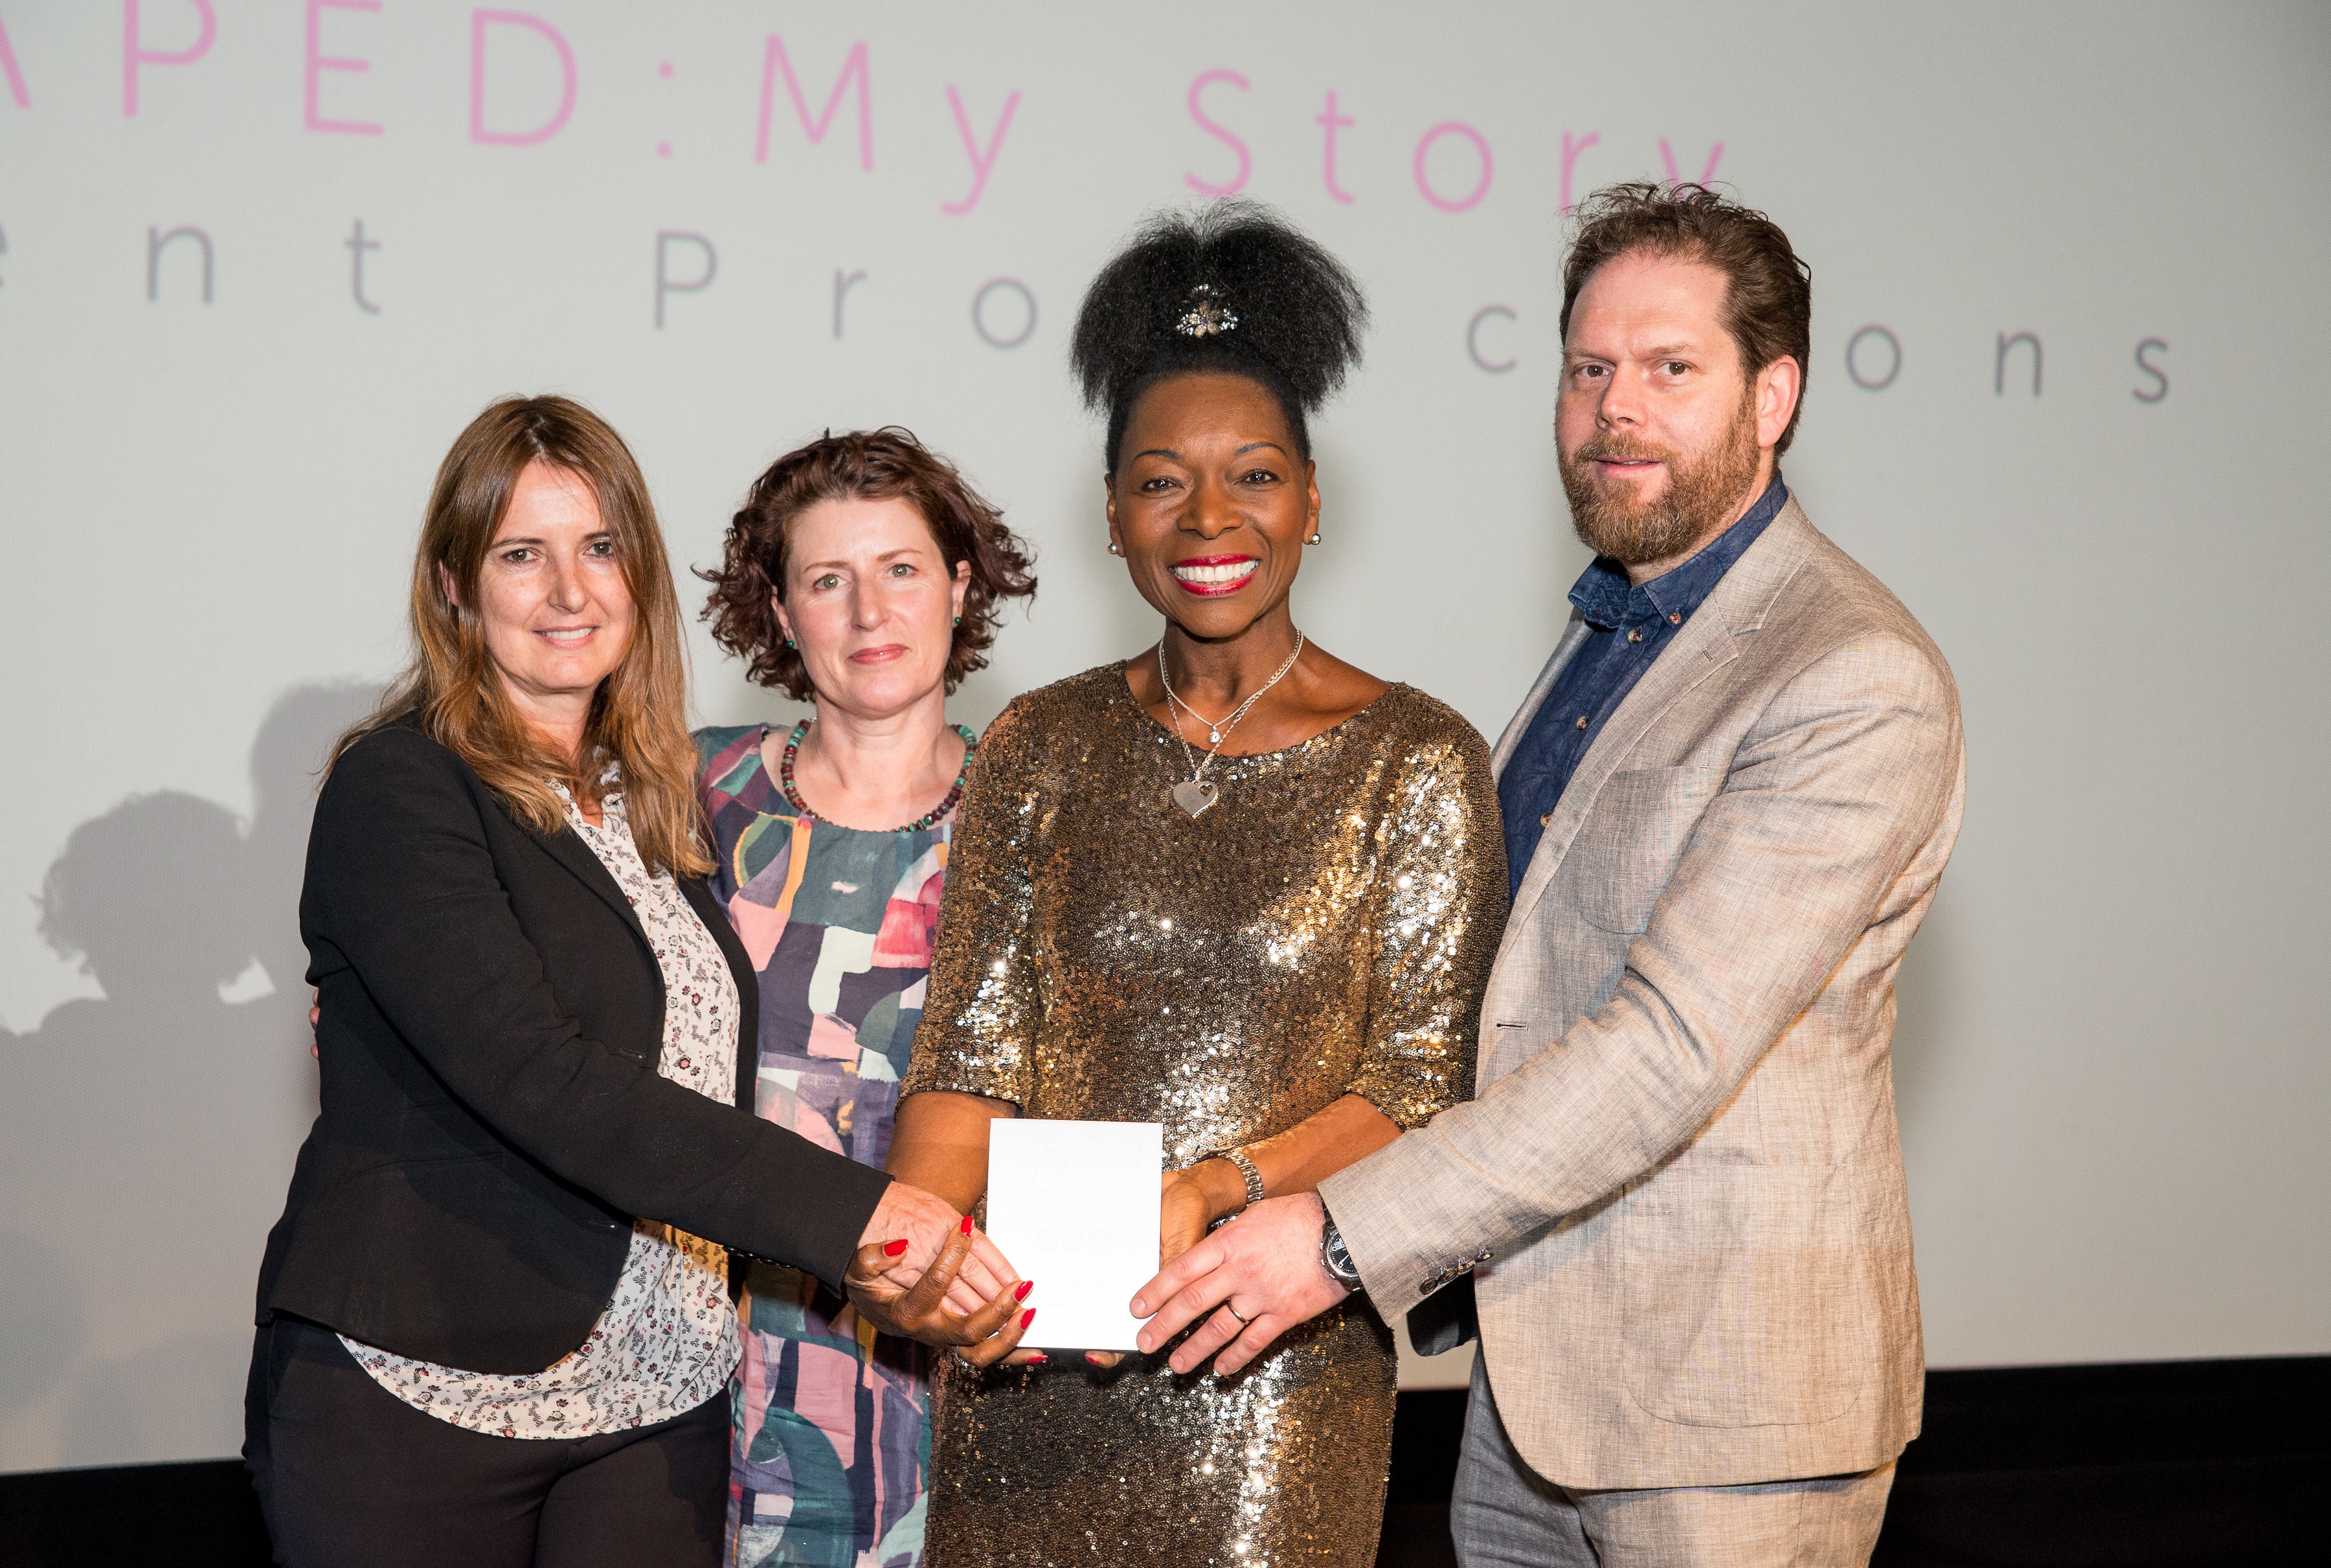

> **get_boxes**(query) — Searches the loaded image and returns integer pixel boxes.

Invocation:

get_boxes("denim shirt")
[1496,475,1788,899]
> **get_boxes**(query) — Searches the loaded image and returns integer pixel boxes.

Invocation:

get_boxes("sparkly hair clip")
[1175,284,1240,339]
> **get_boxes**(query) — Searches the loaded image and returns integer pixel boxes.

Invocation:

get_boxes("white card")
[984,1119,1162,1352]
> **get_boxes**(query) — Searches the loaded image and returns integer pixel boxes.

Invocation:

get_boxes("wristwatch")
[1319,1206,1364,1296]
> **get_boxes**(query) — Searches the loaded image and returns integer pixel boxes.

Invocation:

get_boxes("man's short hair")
[1561,183,1814,454]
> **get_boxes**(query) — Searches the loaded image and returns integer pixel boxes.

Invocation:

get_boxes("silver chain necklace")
[1158,631,1305,818]
[1164,682,1234,746]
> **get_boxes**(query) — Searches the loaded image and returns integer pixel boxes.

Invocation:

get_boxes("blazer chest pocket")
[1570,765,1722,935]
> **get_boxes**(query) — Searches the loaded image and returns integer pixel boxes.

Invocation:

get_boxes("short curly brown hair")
[699,428,1037,700]
[1561,182,1813,454]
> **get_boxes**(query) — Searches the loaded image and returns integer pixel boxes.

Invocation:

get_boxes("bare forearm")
[1185,1093,1399,1224]
[888,1089,1017,1214]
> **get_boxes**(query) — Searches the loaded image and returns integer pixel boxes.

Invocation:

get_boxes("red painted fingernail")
[883,1238,908,1257]
[1014,1279,1033,1301]
[1020,1308,1036,1330]
[960,1215,974,1235]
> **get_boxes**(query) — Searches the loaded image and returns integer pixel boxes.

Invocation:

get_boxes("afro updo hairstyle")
[1070,200,1369,474]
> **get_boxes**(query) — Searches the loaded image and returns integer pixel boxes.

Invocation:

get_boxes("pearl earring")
[1108,541,1123,555]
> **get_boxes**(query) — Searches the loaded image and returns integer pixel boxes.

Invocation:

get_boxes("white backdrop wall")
[2,1,2326,1472]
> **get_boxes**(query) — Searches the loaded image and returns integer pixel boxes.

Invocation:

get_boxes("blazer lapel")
[532,821,648,941]
[1496,509,1816,960]
[537,832,763,1112]
[1491,613,1595,783]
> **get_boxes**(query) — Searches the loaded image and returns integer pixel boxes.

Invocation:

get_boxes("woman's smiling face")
[453,460,636,719]
[1107,372,1320,642]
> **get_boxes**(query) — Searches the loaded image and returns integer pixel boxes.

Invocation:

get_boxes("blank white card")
[984,1119,1162,1352]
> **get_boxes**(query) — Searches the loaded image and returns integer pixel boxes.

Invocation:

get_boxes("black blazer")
[255,716,891,1373]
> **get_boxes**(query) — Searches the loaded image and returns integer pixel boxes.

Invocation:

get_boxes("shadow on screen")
[0,1233,85,1424]
[0,681,374,1468]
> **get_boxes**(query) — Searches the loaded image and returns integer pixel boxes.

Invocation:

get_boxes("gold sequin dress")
[901,664,1506,1568]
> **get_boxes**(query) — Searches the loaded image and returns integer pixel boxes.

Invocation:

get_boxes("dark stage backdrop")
[3,0,2328,1473]
[5,1362,2326,1565]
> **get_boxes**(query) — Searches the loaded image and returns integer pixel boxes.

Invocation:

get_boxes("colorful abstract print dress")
[697,724,952,1568]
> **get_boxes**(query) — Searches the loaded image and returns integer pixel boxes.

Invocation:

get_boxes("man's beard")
[1560,395,1762,566]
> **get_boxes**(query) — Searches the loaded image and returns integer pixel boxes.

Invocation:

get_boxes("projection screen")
[3,0,2326,1471]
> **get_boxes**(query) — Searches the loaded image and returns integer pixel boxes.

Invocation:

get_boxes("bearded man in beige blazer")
[1131,182,1966,1567]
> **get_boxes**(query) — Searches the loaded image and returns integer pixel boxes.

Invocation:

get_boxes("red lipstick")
[1167,554,1261,597]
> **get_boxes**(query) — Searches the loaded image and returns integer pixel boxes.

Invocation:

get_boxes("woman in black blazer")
[245,397,1027,1568]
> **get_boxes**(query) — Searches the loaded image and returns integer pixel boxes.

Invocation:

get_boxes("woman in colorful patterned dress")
[695,429,1038,1568]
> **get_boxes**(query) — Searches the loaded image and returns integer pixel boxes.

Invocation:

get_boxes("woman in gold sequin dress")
[889,205,1507,1567]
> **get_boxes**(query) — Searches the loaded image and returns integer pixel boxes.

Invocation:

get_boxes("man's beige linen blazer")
[1319,500,1966,1491]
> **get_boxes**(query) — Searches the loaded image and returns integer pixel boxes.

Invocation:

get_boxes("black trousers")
[243,1316,728,1568]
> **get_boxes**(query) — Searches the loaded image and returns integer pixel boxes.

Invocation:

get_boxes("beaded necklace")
[776,719,978,834]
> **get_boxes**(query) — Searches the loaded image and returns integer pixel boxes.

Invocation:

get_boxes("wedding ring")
[1224,1301,1253,1325]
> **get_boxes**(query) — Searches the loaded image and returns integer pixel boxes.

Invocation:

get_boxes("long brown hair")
[333,395,712,877]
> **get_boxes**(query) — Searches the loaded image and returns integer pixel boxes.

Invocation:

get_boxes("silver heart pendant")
[1171,780,1219,818]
